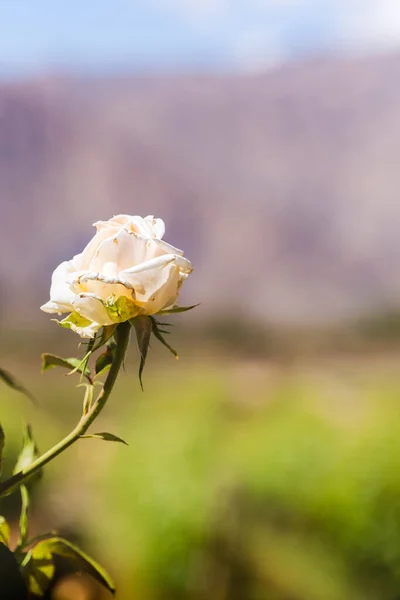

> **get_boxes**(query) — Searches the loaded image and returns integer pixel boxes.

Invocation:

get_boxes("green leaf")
[0,543,29,599]
[0,425,4,476]
[157,303,199,315]
[150,317,179,359]
[80,432,128,445]
[0,516,10,547]
[17,485,30,550]
[41,354,91,378]
[21,545,54,597]
[131,315,152,390]
[0,423,40,498]
[24,537,115,596]
[13,425,41,484]
[0,368,38,406]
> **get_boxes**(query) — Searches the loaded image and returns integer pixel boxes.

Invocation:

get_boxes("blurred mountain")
[2,53,400,325]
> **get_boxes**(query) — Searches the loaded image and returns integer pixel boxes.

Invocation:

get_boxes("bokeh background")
[3,1,400,598]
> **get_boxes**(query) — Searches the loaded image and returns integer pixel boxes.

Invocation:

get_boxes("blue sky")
[1,0,400,77]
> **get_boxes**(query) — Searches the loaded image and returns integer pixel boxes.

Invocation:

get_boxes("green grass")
[3,353,400,599]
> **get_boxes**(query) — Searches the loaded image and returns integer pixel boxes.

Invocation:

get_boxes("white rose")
[41,215,193,337]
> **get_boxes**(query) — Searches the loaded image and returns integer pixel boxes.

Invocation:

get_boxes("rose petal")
[72,293,115,326]
[70,271,135,303]
[72,227,117,271]
[95,214,166,239]
[41,214,193,330]
[40,261,77,314]
[122,253,192,276]
[89,228,151,274]
[121,255,191,314]
[151,237,184,257]
[144,215,165,239]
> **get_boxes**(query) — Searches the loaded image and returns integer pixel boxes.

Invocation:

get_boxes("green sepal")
[89,324,117,355]
[95,340,116,378]
[80,432,128,445]
[41,354,91,378]
[131,316,152,390]
[0,368,38,406]
[150,317,179,359]
[21,537,115,597]
[157,303,199,316]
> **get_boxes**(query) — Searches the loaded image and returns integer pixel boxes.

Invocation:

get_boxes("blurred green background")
[3,318,400,600]
[3,1,400,598]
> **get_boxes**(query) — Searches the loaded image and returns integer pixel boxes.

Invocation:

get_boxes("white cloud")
[139,0,400,67]
[334,0,400,53]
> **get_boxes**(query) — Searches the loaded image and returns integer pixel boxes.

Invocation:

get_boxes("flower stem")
[0,321,131,498]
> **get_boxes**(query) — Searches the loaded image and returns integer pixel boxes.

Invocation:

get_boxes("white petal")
[41,260,76,314]
[144,215,165,239]
[40,300,66,314]
[95,215,147,236]
[94,214,166,239]
[69,320,102,339]
[72,227,117,271]
[121,255,189,314]
[72,293,115,326]
[91,229,145,271]
[71,270,135,302]
[151,237,184,257]
[93,214,132,232]
[122,253,192,276]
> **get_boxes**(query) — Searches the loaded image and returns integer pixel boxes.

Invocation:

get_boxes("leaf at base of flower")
[150,317,179,359]
[157,303,199,316]
[95,341,116,378]
[95,324,117,350]
[131,316,152,390]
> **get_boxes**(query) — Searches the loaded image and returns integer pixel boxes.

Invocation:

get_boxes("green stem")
[0,321,131,498]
